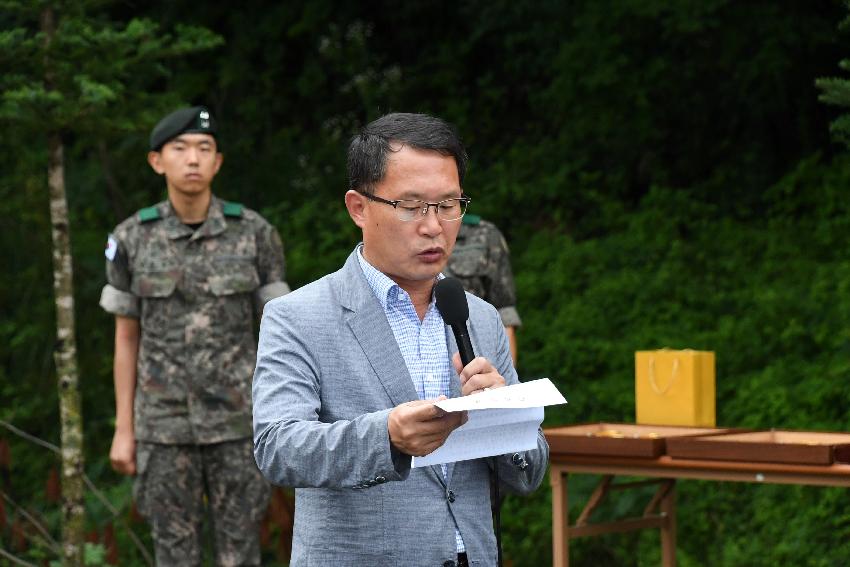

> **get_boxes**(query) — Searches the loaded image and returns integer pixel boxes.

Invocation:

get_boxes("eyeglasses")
[358,191,471,222]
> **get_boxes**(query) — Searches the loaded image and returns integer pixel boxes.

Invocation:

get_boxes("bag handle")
[648,356,679,395]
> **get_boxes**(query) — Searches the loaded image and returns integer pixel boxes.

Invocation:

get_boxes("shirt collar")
[164,195,226,240]
[355,244,444,311]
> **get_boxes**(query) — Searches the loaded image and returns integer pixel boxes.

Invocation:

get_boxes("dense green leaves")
[818,2,850,148]
[508,155,850,565]
[3,0,850,565]
[0,3,222,137]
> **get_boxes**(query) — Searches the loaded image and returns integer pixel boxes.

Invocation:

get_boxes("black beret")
[149,106,218,151]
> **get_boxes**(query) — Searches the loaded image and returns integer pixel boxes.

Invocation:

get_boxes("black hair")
[347,112,468,194]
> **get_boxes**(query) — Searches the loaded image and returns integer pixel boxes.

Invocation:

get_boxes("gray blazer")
[253,249,549,567]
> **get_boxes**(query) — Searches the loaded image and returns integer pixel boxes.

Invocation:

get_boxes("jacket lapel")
[336,251,419,407]
[336,250,466,486]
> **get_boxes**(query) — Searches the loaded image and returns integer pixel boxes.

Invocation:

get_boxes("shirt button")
[447,489,456,503]
[375,475,386,484]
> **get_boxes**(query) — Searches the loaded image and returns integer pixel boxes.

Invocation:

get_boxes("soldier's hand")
[452,353,507,396]
[110,429,136,476]
[388,398,466,457]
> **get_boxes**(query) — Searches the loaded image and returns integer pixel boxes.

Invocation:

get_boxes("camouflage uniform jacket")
[99,196,289,445]
[444,216,522,327]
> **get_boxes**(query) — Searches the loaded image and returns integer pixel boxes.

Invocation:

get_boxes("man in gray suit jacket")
[253,113,549,567]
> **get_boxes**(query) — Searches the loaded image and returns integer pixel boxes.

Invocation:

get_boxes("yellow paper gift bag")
[635,349,715,427]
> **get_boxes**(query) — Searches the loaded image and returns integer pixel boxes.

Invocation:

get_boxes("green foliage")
[818,1,850,148]
[83,542,107,566]
[0,1,223,138]
[3,0,850,565]
[511,154,850,565]
[44,542,108,567]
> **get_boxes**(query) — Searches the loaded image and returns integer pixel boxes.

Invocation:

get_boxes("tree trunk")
[48,130,86,567]
[43,6,86,565]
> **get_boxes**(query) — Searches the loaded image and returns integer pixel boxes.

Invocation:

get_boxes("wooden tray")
[544,423,733,458]
[666,430,850,466]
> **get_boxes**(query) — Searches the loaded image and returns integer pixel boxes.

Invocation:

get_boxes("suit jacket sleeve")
[252,294,409,489]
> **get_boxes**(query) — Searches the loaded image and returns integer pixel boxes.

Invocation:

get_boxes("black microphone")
[435,277,475,366]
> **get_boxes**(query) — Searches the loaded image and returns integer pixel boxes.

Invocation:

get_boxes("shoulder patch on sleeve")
[138,206,161,222]
[462,213,481,226]
[222,201,244,218]
[105,234,119,261]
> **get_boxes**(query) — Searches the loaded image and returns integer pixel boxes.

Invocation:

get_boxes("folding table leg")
[660,481,677,567]
[550,467,570,567]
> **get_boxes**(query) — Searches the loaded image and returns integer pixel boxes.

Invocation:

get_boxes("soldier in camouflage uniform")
[444,215,522,362]
[99,106,289,566]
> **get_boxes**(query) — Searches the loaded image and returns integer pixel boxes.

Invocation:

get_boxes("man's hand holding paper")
[388,397,467,458]
[411,378,567,468]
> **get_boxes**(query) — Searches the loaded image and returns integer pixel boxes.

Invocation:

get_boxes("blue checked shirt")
[356,245,466,554]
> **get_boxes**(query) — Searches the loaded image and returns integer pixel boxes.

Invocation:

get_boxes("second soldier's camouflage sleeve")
[254,220,290,307]
[99,232,140,318]
[486,225,523,328]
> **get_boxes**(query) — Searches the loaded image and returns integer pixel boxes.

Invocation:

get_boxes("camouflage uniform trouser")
[134,439,270,567]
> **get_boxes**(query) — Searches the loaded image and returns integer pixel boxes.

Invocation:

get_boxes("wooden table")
[548,451,850,567]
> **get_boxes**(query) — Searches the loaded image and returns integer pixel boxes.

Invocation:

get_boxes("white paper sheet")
[434,378,567,412]
[411,378,567,468]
